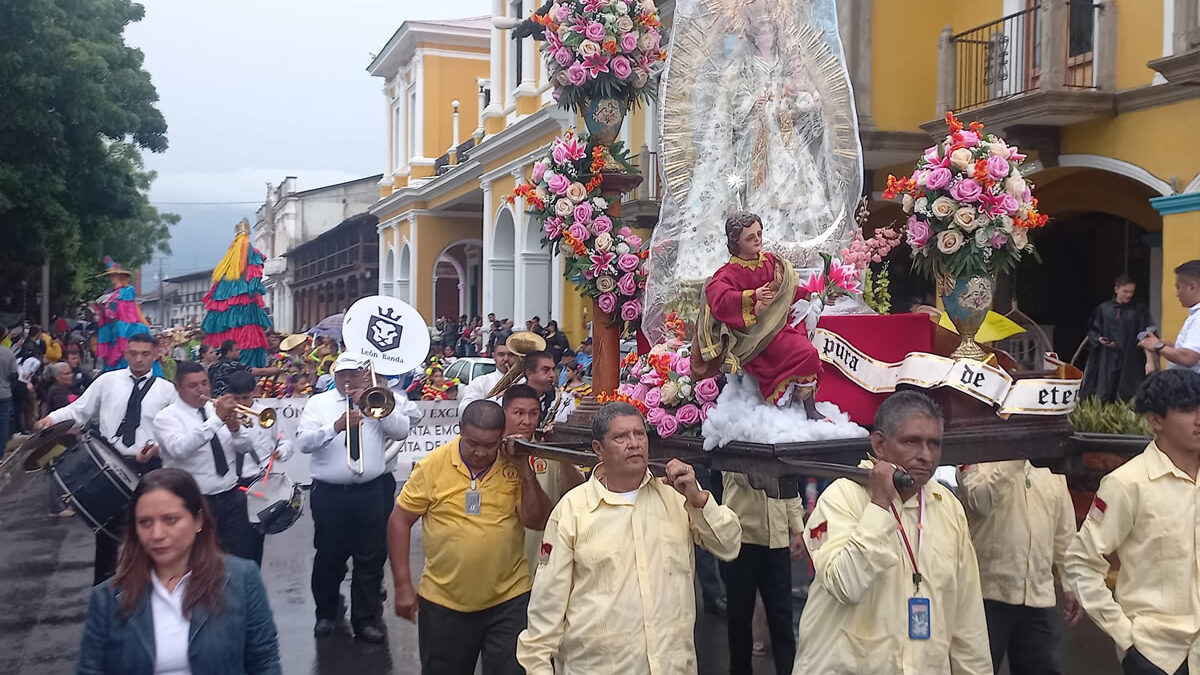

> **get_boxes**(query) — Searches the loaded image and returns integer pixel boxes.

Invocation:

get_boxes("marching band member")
[501,384,585,577]
[521,350,575,431]
[226,370,293,566]
[36,332,177,584]
[154,360,258,563]
[792,391,991,674]
[295,353,420,644]
[457,341,515,413]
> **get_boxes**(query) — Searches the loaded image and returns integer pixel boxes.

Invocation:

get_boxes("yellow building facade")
[369,1,1200,356]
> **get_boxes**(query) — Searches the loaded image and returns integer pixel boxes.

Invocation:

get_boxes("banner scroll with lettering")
[812,329,1082,417]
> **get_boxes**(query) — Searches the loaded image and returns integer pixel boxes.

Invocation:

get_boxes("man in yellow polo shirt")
[387,400,552,675]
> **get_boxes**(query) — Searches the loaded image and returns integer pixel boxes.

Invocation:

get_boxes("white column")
[518,0,537,93]
[481,181,495,315]
[381,84,394,184]
[413,51,426,158]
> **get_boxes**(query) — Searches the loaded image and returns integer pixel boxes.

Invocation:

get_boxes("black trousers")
[417,592,529,675]
[983,599,1063,675]
[721,543,795,675]
[205,488,257,562]
[1123,648,1189,675]
[310,474,395,630]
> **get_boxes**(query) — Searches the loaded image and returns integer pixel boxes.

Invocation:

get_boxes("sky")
[124,0,490,288]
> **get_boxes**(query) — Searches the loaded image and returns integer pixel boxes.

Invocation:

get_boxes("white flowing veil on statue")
[642,0,862,344]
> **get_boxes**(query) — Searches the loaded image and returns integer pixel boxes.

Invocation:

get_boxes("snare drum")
[242,472,303,535]
[51,434,138,541]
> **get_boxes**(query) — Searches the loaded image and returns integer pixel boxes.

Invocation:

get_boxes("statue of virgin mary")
[643,0,862,344]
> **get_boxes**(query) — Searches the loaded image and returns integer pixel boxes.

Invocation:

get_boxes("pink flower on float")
[592,215,613,234]
[566,61,588,86]
[568,222,590,241]
[626,234,643,248]
[531,161,548,183]
[547,173,571,196]
[639,371,660,387]
[620,299,642,322]
[618,226,633,237]
[695,377,720,403]
[543,218,564,239]
[701,401,717,419]
[582,0,603,12]
[574,201,594,224]
[925,167,952,190]
[957,130,980,146]
[676,356,691,377]
[618,383,635,397]
[991,231,1007,249]
[597,291,618,315]
[676,403,701,426]
[557,135,587,161]
[620,31,639,53]
[799,272,826,297]
[646,405,666,426]
[656,413,679,438]
[646,28,661,49]
[611,55,633,80]
[555,47,574,68]
[985,155,1011,181]
[631,383,649,400]
[976,191,1006,218]
[582,52,611,78]
[998,193,1020,216]
[645,387,662,408]
[617,253,640,272]
[584,21,606,42]
[922,145,941,163]
[829,258,861,294]
[617,272,637,296]
[906,216,931,249]
[950,178,983,203]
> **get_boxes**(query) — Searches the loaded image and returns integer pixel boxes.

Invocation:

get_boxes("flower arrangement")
[510,131,649,324]
[840,202,902,314]
[799,253,862,306]
[614,312,721,437]
[534,0,667,114]
[885,112,1048,280]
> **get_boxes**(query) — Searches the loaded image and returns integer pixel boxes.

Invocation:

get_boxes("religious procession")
[2,1,1200,674]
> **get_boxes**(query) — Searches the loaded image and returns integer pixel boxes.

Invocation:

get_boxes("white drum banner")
[254,397,461,483]
[812,328,1081,417]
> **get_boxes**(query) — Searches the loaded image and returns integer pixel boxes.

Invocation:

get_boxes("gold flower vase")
[937,271,994,361]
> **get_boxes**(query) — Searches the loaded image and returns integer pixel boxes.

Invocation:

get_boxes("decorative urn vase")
[938,271,994,361]
[583,97,628,148]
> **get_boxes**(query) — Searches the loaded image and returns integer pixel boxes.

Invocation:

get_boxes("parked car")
[406,357,497,399]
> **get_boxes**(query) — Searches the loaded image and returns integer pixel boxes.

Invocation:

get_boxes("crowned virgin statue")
[644,0,862,344]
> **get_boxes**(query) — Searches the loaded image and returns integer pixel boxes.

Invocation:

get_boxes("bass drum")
[244,472,303,535]
[51,435,138,541]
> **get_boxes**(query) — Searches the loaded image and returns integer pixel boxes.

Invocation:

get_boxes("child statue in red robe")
[692,211,824,419]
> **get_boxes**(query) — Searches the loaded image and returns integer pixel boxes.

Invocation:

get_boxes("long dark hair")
[111,469,226,618]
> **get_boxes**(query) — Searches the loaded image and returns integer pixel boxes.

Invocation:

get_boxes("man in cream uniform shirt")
[517,402,742,674]
[793,391,991,675]
[957,459,1083,672]
[1067,369,1200,675]
[38,332,176,583]
[154,360,257,561]
[295,352,420,644]
[1140,260,1200,373]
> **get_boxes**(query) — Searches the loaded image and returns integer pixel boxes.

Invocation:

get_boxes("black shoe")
[704,598,727,618]
[355,624,387,644]
[314,619,338,638]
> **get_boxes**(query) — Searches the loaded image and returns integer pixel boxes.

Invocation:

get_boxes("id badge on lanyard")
[889,489,930,640]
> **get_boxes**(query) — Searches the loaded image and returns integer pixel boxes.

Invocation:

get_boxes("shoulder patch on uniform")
[1088,496,1107,521]
[539,542,552,565]
[808,520,828,549]
[502,465,520,481]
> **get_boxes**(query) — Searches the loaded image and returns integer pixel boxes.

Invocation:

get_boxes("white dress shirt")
[295,387,420,484]
[234,418,294,481]
[1169,302,1200,373]
[458,370,504,414]
[150,572,192,675]
[47,369,177,457]
[154,400,251,495]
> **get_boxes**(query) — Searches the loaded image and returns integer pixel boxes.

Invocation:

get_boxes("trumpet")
[234,405,277,429]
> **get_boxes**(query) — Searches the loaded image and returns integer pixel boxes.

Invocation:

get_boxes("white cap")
[332,353,367,373]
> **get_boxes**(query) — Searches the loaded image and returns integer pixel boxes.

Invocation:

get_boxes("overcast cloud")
[125,0,489,283]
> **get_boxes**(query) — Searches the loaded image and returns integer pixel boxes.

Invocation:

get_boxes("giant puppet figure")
[94,256,161,375]
[201,219,273,368]
[692,212,824,419]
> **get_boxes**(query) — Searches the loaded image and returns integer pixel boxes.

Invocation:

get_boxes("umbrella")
[309,313,344,341]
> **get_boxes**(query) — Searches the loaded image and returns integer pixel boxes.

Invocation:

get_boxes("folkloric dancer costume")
[94,256,162,375]
[202,219,273,368]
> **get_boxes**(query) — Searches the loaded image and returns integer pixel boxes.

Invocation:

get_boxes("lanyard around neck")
[459,447,493,490]
[888,488,925,594]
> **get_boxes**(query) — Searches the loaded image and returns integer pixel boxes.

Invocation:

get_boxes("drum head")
[245,474,303,535]
[21,421,75,471]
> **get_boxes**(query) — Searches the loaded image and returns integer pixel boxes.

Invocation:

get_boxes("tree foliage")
[0,0,176,302]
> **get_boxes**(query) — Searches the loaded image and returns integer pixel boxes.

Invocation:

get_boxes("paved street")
[0,441,1120,675]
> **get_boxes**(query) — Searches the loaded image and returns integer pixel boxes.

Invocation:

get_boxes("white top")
[150,571,192,675]
[48,369,178,457]
[154,401,251,495]
[457,370,504,414]
[294,388,420,484]
[1169,302,1200,373]
[234,420,293,480]
[16,355,40,384]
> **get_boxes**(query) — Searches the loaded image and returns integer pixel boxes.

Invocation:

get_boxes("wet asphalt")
[0,439,1119,675]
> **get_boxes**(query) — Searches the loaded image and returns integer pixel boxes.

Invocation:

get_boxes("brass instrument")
[234,405,277,429]
[346,361,397,475]
[486,331,548,398]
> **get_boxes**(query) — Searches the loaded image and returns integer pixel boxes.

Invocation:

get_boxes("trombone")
[234,405,277,429]
[346,361,398,475]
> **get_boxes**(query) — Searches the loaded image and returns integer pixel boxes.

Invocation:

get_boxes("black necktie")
[198,407,229,476]
[118,376,151,446]
[348,399,362,462]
